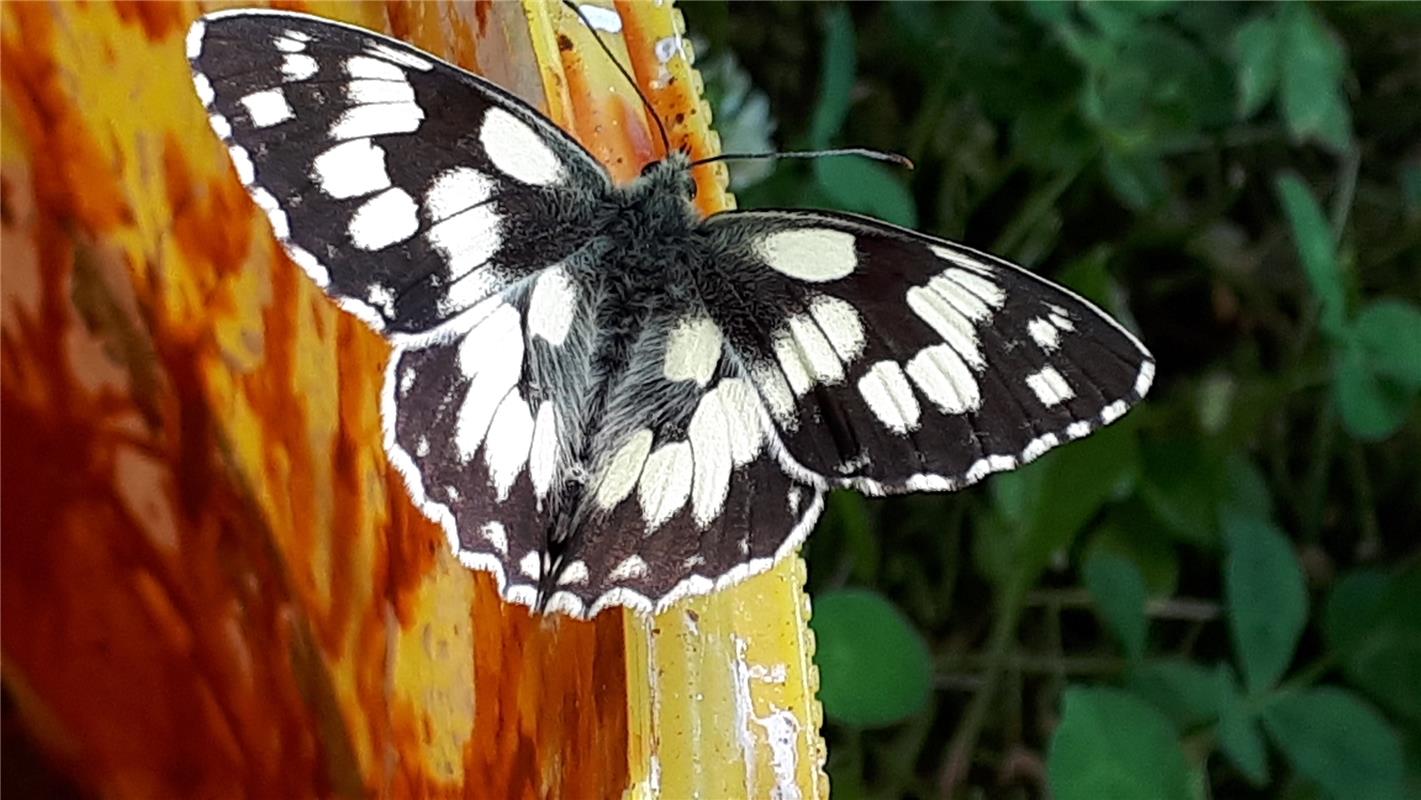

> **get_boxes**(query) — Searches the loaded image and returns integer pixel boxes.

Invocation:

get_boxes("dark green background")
[684,2,1420,798]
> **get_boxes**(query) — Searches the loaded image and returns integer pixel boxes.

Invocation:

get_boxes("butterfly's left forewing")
[190,10,617,603]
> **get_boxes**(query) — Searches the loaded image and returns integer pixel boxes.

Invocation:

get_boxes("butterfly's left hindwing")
[697,210,1155,494]
[187,10,611,344]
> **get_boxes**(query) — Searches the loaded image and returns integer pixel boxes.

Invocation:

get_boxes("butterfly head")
[638,150,697,202]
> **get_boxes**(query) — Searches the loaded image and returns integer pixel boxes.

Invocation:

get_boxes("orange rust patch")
[112,1,186,41]
[1,5,133,232]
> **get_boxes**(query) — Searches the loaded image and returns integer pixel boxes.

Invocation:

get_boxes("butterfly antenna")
[561,0,673,158]
[690,147,914,170]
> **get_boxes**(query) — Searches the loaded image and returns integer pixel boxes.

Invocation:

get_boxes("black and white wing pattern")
[188,10,612,603]
[532,306,824,617]
[696,210,1155,494]
[188,9,1157,619]
[186,9,610,345]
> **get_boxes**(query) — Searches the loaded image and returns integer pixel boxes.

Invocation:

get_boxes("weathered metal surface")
[0,2,825,796]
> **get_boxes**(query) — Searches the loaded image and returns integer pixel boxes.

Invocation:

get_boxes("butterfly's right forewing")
[188,9,611,345]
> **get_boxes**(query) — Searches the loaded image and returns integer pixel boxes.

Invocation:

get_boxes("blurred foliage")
[686,1,1420,797]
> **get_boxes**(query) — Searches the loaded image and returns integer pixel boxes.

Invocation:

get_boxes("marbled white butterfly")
[187,9,1154,618]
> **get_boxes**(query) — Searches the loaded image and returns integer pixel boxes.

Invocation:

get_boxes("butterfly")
[187,9,1154,618]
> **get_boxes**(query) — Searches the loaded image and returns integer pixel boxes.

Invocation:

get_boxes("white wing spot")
[208,113,232,140]
[250,188,289,238]
[596,429,654,509]
[427,204,501,275]
[480,521,508,556]
[1022,433,1060,462]
[1028,317,1061,350]
[480,107,563,186]
[715,378,766,467]
[787,485,803,514]
[346,78,416,106]
[519,550,542,580]
[755,228,857,282]
[557,560,589,586]
[349,188,418,250]
[330,103,424,140]
[227,145,254,185]
[750,360,798,429]
[940,267,1006,310]
[688,391,732,527]
[1101,399,1129,424]
[484,391,535,501]
[929,244,995,276]
[193,73,215,106]
[345,54,404,81]
[609,555,648,582]
[1135,361,1155,397]
[527,266,578,346]
[286,245,329,287]
[1025,366,1074,407]
[906,281,983,368]
[663,316,723,386]
[808,295,866,362]
[425,167,494,221]
[906,344,980,413]
[186,20,205,60]
[775,314,844,393]
[281,54,318,81]
[370,42,433,71]
[312,139,391,199]
[638,442,693,531]
[528,401,559,500]
[366,285,395,317]
[858,361,921,433]
[274,34,306,53]
[454,305,523,460]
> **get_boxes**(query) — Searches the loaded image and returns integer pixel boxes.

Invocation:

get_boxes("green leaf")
[811,589,932,727]
[1218,453,1273,523]
[808,4,856,148]
[1222,512,1306,694]
[1335,337,1415,441]
[1048,688,1192,800]
[992,422,1140,587]
[1103,149,1169,211]
[1126,659,1223,730]
[1352,299,1421,388]
[1278,3,1353,151]
[1261,688,1406,800]
[1084,552,1149,661]
[814,157,918,228]
[1214,665,1269,786]
[1275,172,1346,336]
[1233,13,1280,118]
[1084,521,1180,596]
[1218,705,1270,787]
[1324,568,1421,726]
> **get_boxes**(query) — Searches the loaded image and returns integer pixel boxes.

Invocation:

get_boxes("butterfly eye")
[686,178,698,200]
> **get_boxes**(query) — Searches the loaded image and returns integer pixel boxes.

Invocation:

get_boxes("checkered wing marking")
[382,267,601,608]
[698,210,1156,494]
[536,309,823,617]
[187,10,611,345]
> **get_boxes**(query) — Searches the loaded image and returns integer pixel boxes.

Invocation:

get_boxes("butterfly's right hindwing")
[188,10,611,344]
